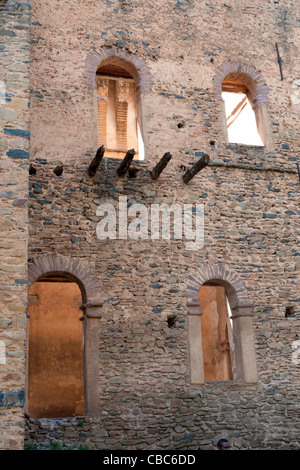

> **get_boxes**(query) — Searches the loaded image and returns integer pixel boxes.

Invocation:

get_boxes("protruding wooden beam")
[150,152,172,180]
[117,148,136,177]
[182,154,210,184]
[296,162,300,182]
[88,145,105,176]
[275,43,284,81]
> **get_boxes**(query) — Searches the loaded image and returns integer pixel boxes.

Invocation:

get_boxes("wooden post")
[117,148,136,177]
[150,152,172,180]
[182,154,210,184]
[88,145,105,176]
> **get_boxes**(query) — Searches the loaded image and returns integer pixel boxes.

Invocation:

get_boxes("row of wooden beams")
[88,147,210,183]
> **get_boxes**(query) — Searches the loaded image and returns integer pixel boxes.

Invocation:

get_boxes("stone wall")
[3,0,299,450]
[25,154,300,449]
[0,0,30,450]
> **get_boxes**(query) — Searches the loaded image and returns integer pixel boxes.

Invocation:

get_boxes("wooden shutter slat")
[116,100,128,151]
[97,98,107,147]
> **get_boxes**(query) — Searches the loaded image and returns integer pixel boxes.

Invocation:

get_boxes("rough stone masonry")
[0,0,30,450]
[1,0,300,450]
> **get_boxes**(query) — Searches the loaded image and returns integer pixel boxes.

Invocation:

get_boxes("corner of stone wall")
[0,0,31,450]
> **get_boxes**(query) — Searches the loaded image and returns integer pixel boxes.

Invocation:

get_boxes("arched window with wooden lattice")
[96,64,143,159]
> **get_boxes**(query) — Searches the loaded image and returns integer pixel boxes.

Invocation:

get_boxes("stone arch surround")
[84,46,152,95]
[185,264,257,383]
[186,263,253,315]
[214,61,269,108]
[28,252,103,305]
[27,252,104,415]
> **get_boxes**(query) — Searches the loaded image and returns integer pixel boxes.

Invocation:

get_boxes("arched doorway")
[198,283,233,382]
[27,276,84,418]
[26,253,104,417]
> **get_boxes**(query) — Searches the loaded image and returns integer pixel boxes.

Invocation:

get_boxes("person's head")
[217,439,230,450]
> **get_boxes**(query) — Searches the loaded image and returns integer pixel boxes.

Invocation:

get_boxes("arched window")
[222,73,264,146]
[85,48,152,161]
[214,62,270,148]
[186,264,257,384]
[96,63,144,159]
